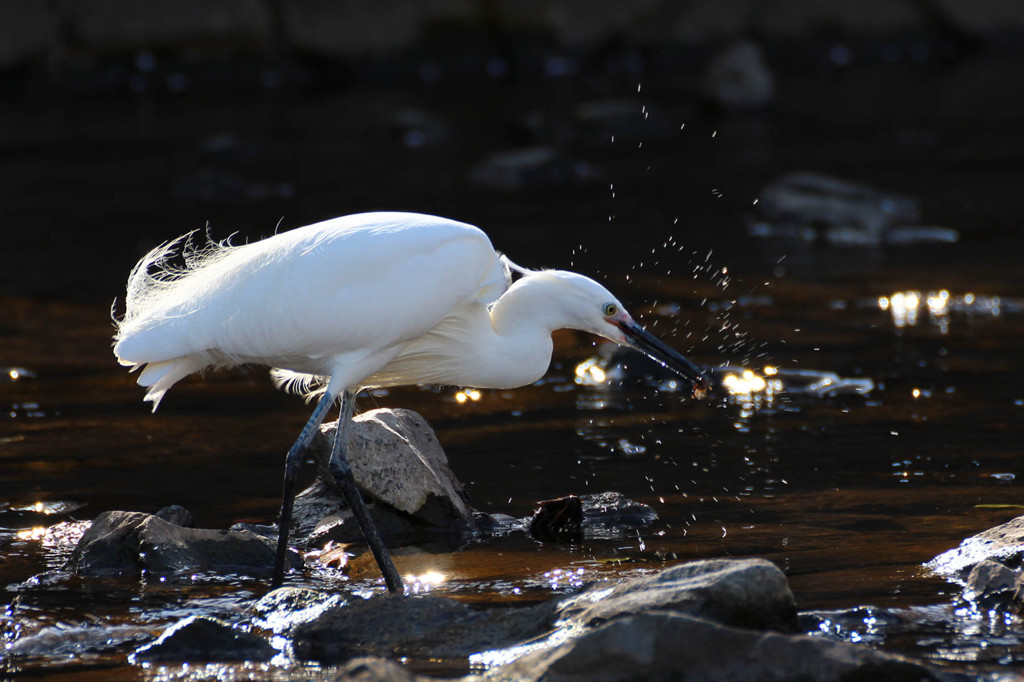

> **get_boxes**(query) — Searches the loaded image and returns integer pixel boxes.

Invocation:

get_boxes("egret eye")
[603,303,618,317]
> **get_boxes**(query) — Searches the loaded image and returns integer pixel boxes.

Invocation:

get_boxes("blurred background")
[3,1,1024,676]
[2,0,1023,299]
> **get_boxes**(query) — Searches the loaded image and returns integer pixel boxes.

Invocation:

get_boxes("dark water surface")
[3,56,1024,678]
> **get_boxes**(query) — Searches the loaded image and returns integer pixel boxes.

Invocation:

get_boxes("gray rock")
[154,504,194,527]
[754,171,921,246]
[557,558,798,633]
[69,509,301,577]
[288,595,555,661]
[482,611,946,682]
[964,559,1020,605]
[926,514,1024,581]
[296,408,474,547]
[705,41,774,109]
[305,497,425,548]
[131,615,276,663]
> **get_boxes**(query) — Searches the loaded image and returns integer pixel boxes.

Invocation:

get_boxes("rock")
[69,509,301,578]
[306,498,424,548]
[926,514,1024,581]
[557,558,798,633]
[704,41,774,109]
[6,624,152,659]
[154,504,193,527]
[251,586,346,632]
[964,559,1020,606]
[295,408,475,548]
[579,491,659,530]
[131,615,276,663]
[752,171,921,246]
[287,595,555,662]
[528,492,658,542]
[333,657,418,682]
[482,611,947,682]
[473,511,523,535]
[530,496,584,542]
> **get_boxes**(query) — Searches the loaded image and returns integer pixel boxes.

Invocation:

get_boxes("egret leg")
[329,390,405,594]
[272,389,336,588]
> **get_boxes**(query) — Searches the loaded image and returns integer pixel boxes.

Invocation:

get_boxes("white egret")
[113,212,708,593]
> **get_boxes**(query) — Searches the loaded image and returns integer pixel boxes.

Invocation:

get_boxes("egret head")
[535,271,710,393]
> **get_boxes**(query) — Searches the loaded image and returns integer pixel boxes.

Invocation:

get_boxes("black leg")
[329,390,405,594]
[272,389,336,588]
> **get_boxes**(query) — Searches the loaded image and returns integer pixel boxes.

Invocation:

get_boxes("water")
[3,54,1024,678]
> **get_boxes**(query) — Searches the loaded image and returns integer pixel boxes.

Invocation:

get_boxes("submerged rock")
[131,615,276,663]
[295,408,475,549]
[69,509,300,578]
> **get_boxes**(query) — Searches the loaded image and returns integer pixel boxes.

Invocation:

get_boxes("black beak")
[618,320,710,394]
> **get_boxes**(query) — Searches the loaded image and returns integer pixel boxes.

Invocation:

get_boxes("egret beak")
[616,319,710,394]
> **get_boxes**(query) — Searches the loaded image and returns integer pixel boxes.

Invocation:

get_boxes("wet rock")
[579,491,659,529]
[295,408,475,548]
[306,500,426,549]
[926,514,1024,581]
[7,623,152,659]
[704,41,774,109]
[472,511,522,535]
[964,559,1020,606]
[528,492,658,542]
[69,509,301,577]
[259,558,958,679]
[751,171,925,246]
[530,496,583,542]
[287,595,555,662]
[483,611,947,682]
[557,558,798,633]
[131,615,276,663]
[252,586,346,631]
[334,657,418,682]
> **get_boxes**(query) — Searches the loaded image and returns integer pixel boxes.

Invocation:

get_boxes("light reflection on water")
[877,290,1016,331]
